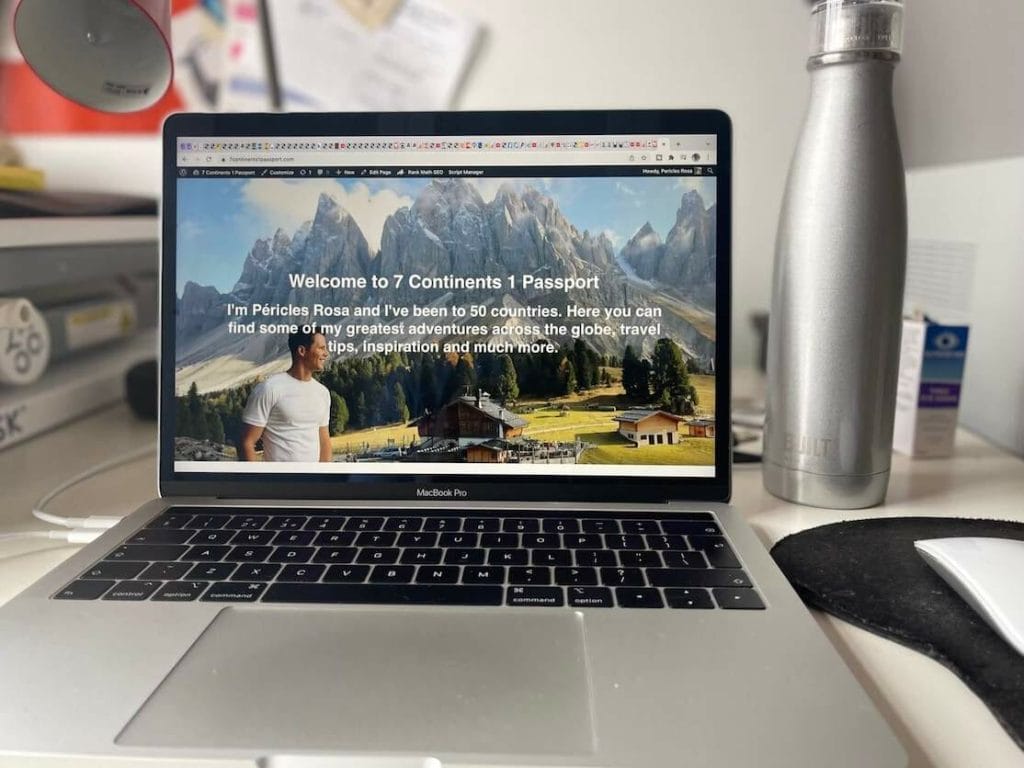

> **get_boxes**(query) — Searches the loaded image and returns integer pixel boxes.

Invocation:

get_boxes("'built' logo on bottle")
[785,432,835,459]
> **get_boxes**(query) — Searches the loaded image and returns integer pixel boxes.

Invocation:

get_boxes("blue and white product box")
[893,318,970,457]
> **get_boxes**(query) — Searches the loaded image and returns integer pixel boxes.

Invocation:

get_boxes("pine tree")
[392,382,410,423]
[495,354,520,405]
[650,338,698,415]
[330,392,349,436]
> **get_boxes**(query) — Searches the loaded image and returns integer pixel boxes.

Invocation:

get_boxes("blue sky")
[176,176,717,295]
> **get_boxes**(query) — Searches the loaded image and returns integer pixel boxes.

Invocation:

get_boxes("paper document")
[265,0,481,111]
[219,0,274,111]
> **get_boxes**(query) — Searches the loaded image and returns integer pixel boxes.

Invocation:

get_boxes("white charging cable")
[3,444,158,547]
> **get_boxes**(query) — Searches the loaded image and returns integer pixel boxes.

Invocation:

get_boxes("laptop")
[0,110,904,767]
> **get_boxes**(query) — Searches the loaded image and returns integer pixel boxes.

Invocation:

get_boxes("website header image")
[174,175,717,475]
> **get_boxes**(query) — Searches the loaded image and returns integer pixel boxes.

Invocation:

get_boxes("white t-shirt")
[242,372,330,462]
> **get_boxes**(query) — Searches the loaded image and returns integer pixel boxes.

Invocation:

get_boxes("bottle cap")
[810,0,903,58]
[0,299,51,386]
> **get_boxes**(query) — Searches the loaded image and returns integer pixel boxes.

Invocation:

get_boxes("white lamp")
[13,0,173,113]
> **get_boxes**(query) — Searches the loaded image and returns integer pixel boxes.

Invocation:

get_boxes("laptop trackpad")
[117,607,595,756]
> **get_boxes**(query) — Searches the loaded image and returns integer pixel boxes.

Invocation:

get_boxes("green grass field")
[331,374,717,461]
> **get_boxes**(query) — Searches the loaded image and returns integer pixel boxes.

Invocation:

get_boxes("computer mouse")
[915,537,1024,657]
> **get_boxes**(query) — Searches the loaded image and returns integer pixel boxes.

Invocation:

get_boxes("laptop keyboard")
[54,509,765,610]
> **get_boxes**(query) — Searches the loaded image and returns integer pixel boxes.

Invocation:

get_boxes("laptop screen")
[163,112,729,501]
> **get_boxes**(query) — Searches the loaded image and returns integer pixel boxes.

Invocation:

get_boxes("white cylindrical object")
[0,298,34,330]
[0,299,51,385]
[14,0,173,113]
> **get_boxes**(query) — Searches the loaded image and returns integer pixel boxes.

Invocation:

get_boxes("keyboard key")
[313,547,357,564]
[227,546,272,562]
[506,586,563,607]
[189,530,235,546]
[152,581,208,601]
[661,550,709,569]
[621,520,661,535]
[383,517,423,532]
[509,567,551,585]
[270,547,314,564]
[145,512,192,529]
[201,582,267,602]
[581,519,620,534]
[576,550,617,567]
[523,534,559,549]
[665,588,714,609]
[400,548,443,565]
[304,516,345,531]
[186,563,236,581]
[554,567,598,586]
[357,548,400,565]
[423,517,460,531]
[533,550,573,566]
[663,520,722,536]
[600,568,645,587]
[264,583,503,606]
[127,528,193,545]
[689,536,742,569]
[567,586,613,607]
[324,565,370,582]
[606,534,646,550]
[231,530,275,546]
[543,519,579,534]
[140,561,192,581]
[481,533,519,547]
[615,588,664,608]
[445,548,485,565]
[397,532,438,547]
[465,518,499,532]
[80,561,146,580]
[188,515,229,529]
[229,515,268,530]
[415,566,459,584]
[355,531,397,547]
[502,518,539,533]
[54,580,114,600]
[103,581,161,601]
[107,544,187,562]
[267,516,306,531]
[272,531,315,546]
[618,550,662,568]
[440,532,478,547]
[489,550,528,566]
[344,517,384,532]
[645,534,690,551]
[564,534,602,549]
[647,569,751,588]
[279,564,325,582]
[463,566,504,584]
[371,565,415,583]
[714,588,765,610]
[312,531,356,547]
[183,545,231,562]
[232,563,281,581]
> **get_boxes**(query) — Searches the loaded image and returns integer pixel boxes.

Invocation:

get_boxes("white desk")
[2,402,1023,768]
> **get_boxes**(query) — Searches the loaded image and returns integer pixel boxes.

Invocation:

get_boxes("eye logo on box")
[933,331,961,351]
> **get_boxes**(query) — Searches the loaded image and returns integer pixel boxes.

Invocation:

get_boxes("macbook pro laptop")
[0,110,904,767]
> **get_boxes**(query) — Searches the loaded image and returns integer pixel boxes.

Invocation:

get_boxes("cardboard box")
[894,318,970,457]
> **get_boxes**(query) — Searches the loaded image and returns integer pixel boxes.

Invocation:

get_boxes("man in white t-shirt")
[239,328,332,462]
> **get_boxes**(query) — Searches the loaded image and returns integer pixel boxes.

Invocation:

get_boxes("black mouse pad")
[770,517,1024,750]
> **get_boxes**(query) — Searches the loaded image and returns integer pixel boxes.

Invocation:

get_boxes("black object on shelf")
[125,359,158,421]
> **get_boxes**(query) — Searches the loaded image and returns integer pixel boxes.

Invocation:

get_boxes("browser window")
[172,132,719,478]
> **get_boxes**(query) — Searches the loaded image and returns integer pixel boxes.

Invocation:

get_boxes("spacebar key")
[263,582,503,606]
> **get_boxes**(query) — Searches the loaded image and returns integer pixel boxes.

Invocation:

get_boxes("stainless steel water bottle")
[763,0,906,509]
